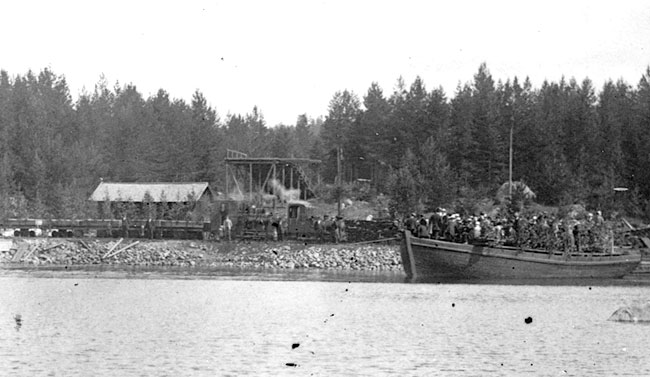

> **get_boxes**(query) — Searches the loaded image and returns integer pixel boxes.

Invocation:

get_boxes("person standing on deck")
[429,209,442,239]
[418,218,429,238]
[404,213,417,235]
[564,218,576,253]
[572,222,581,252]
[447,214,458,241]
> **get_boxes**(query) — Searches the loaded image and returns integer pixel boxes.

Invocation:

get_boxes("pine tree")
[355,83,392,187]
[190,90,221,182]
[420,137,456,208]
[320,90,361,182]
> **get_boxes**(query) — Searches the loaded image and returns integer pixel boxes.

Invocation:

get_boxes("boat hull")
[400,231,642,282]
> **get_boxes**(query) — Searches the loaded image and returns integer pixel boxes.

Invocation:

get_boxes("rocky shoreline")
[0,238,403,272]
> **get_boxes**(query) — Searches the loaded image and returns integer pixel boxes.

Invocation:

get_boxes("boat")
[400,230,642,282]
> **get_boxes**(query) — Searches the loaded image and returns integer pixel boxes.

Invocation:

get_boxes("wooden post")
[509,109,514,199]
[225,164,229,197]
[273,162,276,183]
[272,162,277,213]
[337,146,342,217]
[249,163,253,202]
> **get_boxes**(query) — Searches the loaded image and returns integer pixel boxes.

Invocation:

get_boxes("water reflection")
[2,264,649,287]
[0,264,407,283]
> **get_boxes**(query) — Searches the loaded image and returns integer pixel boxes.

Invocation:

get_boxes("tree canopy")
[1,64,650,218]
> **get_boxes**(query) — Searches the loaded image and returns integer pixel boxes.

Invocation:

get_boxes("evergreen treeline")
[321,63,650,218]
[1,63,650,219]
[0,69,321,218]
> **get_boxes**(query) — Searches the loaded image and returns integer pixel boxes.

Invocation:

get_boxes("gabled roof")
[89,182,212,203]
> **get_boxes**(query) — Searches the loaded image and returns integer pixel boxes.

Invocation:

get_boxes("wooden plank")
[349,237,399,245]
[404,230,417,282]
[78,240,92,251]
[21,245,39,261]
[105,241,139,259]
[11,245,27,262]
[102,238,123,259]
[40,243,65,253]
[622,218,635,231]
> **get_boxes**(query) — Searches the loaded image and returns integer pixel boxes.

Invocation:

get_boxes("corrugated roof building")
[89,182,214,220]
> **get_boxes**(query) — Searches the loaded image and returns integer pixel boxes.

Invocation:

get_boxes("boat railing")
[411,232,637,258]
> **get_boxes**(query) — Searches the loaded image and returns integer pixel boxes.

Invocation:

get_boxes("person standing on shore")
[121,214,129,238]
[224,215,233,241]
[144,217,155,239]
[334,215,346,243]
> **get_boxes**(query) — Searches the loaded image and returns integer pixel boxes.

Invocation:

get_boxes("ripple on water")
[0,274,649,376]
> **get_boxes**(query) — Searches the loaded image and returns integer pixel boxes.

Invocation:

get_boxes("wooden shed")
[89,182,214,221]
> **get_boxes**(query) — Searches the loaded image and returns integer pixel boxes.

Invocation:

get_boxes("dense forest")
[1,63,650,219]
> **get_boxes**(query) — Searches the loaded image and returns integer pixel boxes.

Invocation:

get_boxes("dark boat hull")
[400,231,642,282]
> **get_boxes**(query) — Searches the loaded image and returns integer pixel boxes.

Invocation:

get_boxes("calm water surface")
[1,268,649,376]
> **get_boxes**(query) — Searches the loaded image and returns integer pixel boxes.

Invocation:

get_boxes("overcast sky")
[2,0,649,126]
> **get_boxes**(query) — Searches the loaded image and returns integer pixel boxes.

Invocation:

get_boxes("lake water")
[1,267,650,376]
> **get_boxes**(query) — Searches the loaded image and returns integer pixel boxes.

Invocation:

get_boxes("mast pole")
[509,123,513,198]
[337,146,342,217]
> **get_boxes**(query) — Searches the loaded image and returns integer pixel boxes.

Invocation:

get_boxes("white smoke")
[227,190,246,202]
[269,179,300,202]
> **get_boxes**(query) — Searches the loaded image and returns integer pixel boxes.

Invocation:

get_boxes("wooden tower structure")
[224,149,321,203]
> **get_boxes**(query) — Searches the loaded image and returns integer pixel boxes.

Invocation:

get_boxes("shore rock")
[0,238,403,272]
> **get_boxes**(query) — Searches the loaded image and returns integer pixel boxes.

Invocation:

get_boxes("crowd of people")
[403,208,619,253]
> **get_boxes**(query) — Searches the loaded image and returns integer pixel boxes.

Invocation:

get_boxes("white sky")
[2,0,649,126]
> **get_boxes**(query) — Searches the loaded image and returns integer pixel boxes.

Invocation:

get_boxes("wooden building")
[89,182,214,220]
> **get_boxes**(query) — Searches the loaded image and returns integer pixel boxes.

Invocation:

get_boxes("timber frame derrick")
[224,149,321,204]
